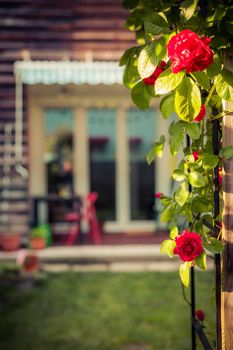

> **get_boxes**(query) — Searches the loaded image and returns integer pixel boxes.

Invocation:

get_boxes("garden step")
[0,245,215,271]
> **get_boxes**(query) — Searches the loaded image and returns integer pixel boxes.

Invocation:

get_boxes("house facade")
[0,0,171,238]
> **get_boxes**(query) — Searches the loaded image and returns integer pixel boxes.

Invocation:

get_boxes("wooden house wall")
[0,0,134,234]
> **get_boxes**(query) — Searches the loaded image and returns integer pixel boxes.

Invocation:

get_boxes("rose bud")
[154,192,163,199]
[195,309,205,321]
[192,151,199,161]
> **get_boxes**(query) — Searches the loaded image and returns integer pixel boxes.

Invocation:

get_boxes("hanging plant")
[120,0,233,287]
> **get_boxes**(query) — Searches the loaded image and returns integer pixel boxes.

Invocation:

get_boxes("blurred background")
[0,1,215,349]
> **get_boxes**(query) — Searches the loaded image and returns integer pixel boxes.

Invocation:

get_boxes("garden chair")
[64,192,102,245]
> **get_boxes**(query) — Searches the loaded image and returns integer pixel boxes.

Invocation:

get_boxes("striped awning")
[14,60,124,85]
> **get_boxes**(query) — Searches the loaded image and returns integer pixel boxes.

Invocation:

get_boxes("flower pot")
[30,237,46,250]
[0,233,21,252]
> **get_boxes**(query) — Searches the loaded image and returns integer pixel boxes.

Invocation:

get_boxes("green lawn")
[0,271,215,350]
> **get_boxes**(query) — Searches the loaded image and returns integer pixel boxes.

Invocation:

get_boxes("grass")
[0,271,215,350]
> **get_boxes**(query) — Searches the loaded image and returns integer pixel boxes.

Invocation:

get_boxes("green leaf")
[145,84,157,97]
[138,42,157,79]
[160,94,175,119]
[155,68,185,95]
[219,146,233,159]
[188,171,206,187]
[123,0,140,10]
[215,69,233,101]
[170,127,184,155]
[186,123,200,140]
[169,226,178,239]
[175,77,201,122]
[160,205,174,222]
[144,12,169,35]
[154,36,167,61]
[169,120,186,136]
[200,153,219,169]
[125,13,143,31]
[182,204,193,222]
[207,56,222,78]
[191,196,211,213]
[160,239,176,257]
[194,220,204,233]
[175,181,189,207]
[191,71,210,90]
[131,81,151,110]
[119,47,139,66]
[146,135,166,164]
[196,251,206,270]
[180,0,198,21]
[172,169,186,181]
[136,29,146,45]
[179,262,190,288]
[209,94,222,110]
[211,36,229,49]
[204,238,224,254]
[213,4,227,21]
[123,63,140,88]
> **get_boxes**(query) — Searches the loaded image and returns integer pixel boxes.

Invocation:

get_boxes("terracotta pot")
[0,233,21,252]
[30,237,46,250]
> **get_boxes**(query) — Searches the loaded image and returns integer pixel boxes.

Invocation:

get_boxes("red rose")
[167,30,213,73]
[195,309,205,321]
[192,151,199,161]
[154,192,163,199]
[143,61,167,85]
[194,105,206,122]
[174,230,204,262]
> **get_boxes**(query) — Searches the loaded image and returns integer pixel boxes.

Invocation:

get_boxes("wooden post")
[222,53,233,350]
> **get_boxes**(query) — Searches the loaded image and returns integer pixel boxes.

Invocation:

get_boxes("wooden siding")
[0,0,134,234]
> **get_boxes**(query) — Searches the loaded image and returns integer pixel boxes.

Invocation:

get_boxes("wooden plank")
[0,7,127,18]
[222,54,233,350]
[0,18,126,29]
[0,30,134,41]
[0,38,133,52]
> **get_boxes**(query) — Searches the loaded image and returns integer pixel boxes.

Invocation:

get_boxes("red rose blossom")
[174,230,204,262]
[194,105,206,122]
[195,309,205,321]
[143,61,167,85]
[154,192,163,199]
[192,151,199,161]
[167,29,213,73]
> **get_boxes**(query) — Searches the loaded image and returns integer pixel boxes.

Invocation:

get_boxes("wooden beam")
[222,53,233,350]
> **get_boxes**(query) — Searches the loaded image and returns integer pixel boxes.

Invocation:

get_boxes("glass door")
[88,108,116,221]
[127,108,156,220]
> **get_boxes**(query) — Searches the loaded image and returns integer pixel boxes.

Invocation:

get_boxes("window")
[44,108,74,197]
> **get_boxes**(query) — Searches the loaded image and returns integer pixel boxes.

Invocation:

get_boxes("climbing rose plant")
[120,0,233,287]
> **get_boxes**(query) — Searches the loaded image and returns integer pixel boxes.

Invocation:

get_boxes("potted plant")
[29,226,47,250]
[0,223,22,252]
